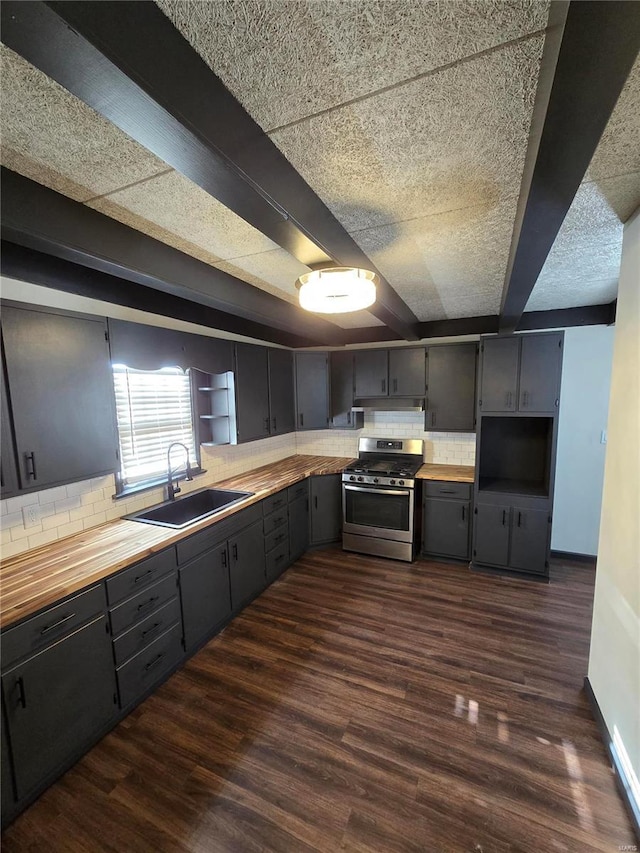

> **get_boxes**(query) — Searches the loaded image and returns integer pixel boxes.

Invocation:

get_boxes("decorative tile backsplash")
[0,414,475,558]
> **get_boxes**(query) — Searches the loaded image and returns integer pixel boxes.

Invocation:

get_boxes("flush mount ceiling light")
[295,267,377,314]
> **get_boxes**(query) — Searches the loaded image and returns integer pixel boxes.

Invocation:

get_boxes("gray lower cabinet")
[310,474,342,545]
[1,614,117,801]
[264,493,290,584]
[178,543,231,653]
[473,502,550,575]
[229,520,267,609]
[422,492,470,560]
[289,494,309,560]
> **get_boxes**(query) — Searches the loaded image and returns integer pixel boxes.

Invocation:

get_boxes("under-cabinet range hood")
[352,397,425,412]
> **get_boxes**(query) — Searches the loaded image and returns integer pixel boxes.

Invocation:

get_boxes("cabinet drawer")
[1,585,106,669]
[263,508,288,536]
[176,503,262,565]
[266,541,289,581]
[115,622,183,709]
[112,596,181,666]
[106,548,177,605]
[287,481,308,503]
[423,481,472,500]
[262,490,287,517]
[265,523,289,554]
[109,574,177,638]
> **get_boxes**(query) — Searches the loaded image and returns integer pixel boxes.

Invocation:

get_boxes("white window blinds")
[113,365,197,487]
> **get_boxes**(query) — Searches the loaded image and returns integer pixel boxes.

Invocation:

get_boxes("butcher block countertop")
[0,455,352,630]
[416,463,475,483]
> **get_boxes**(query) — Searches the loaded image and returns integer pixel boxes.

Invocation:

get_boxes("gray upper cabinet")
[1,363,19,498]
[268,349,295,436]
[1,305,119,491]
[478,337,520,413]
[426,344,477,432]
[295,352,329,430]
[518,333,563,413]
[330,351,362,429]
[354,349,388,397]
[479,333,563,415]
[235,344,270,442]
[389,348,426,397]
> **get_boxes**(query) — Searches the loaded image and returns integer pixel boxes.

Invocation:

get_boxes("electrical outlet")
[600,430,607,445]
[22,504,41,528]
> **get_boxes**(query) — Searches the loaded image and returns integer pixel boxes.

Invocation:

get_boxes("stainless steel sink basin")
[125,488,254,528]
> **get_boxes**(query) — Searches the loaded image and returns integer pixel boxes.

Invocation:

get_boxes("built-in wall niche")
[478,416,553,497]
[191,369,237,447]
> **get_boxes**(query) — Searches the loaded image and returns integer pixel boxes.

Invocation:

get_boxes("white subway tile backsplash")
[0,414,476,558]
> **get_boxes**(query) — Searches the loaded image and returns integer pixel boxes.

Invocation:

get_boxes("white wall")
[552,325,615,555]
[588,208,640,810]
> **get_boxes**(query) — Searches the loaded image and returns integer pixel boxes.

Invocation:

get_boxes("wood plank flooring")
[2,549,636,852]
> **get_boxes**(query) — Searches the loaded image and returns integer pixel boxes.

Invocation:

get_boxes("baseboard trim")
[550,550,597,565]
[583,676,640,842]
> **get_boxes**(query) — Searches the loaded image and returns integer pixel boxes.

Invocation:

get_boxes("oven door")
[343,484,414,542]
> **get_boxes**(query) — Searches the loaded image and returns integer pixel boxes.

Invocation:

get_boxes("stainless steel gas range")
[342,437,424,562]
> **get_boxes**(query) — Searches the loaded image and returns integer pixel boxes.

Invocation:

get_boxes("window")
[113,365,198,493]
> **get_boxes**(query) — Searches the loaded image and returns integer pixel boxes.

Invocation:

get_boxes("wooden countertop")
[416,463,475,483]
[0,455,353,630]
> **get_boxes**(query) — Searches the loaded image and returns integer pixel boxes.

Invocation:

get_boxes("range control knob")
[373,478,379,484]
[399,480,405,486]
[357,476,364,482]
[390,479,396,485]
[349,475,356,481]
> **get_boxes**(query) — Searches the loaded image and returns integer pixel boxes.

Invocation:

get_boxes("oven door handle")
[343,485,409,497]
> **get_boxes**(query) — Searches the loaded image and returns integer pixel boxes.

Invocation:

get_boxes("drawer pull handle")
[137,595,159,612]
[24,451,37,481]
[141,621,161,639]
[16,677,27,709]
[462,506,465,521]
[144,652,165,672]
[40,613,75,635]
[439,489,456,494]
[134,569,153,584]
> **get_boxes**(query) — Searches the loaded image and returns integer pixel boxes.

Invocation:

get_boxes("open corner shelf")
[191,368,237,447]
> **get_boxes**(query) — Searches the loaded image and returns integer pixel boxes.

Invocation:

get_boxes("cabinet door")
[289,494,310,561]
[235,344,270,442]
[479,337,520,413]
[229,520,266,610]
[2,306,118,490]
[0,360,19,498]
[518,333,562,413]
[310,475,342,545]
[1,616,116,801]
[423,498,470,559]
[354,350,388,397]
[268,349,295,435]
[295,352,329,430]
[1,710,14,818]
[509,508,550,575]
[179,543,232,652]
[426,344,477,432]
[330,351,355,427]
[389,348,425,397]
[473,503,511,566]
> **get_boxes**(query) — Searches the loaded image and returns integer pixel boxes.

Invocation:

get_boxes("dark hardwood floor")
[2,549,636,852]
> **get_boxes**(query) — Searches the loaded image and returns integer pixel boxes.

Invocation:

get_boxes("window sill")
[113,468,207,500]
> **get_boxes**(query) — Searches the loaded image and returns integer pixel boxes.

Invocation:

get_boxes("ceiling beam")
[0,242,323,349]
[499,1,640,333]
[1,0,420,342]
[515,303,615,331]
[1,169,348,347]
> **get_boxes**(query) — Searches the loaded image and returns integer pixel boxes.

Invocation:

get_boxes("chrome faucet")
[166,442,193,501]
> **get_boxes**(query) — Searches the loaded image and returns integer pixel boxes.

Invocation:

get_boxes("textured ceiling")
[2,0,639,333]
[527,55,640,311]
[0,44,376,329]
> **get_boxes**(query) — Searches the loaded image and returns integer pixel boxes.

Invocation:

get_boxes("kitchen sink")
[124,488,254,528]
